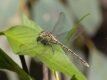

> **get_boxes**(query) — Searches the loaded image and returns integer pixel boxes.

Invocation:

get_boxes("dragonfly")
[19,13,89,68]
[36,31,89,68]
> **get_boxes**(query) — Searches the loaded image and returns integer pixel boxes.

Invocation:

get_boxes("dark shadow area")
[92,4,107,56]
[29,58,43,80]
[0,70,8,80]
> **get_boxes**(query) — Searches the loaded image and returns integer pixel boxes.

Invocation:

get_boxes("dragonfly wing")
[69,27,84,44]
[52,12,73,36]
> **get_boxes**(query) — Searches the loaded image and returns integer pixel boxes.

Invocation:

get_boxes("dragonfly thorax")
[37,31,58,45]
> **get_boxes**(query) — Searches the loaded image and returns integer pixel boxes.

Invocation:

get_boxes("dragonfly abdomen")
[57,41,89,68]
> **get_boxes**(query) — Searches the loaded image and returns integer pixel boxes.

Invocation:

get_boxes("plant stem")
[43,64,49,80]
[19,55,29,73]
[54,71,60,80]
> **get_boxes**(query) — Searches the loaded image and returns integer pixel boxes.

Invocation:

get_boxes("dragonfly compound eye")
[37,36,42,42]
[41,39,50,45]
[37,36,50,45]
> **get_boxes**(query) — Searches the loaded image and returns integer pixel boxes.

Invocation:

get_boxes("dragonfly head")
[37,31,52,45]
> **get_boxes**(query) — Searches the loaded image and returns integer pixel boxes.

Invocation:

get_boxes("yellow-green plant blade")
[21,14,42,31]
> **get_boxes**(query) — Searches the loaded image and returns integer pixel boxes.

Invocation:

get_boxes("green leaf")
[0,48,33,80]
[4,26,42,55]
[21,14,42,31]
[1,16,87,80]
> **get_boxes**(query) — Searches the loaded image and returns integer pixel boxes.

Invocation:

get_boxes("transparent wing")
[69,27,84,44]
[52,12,72,36]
